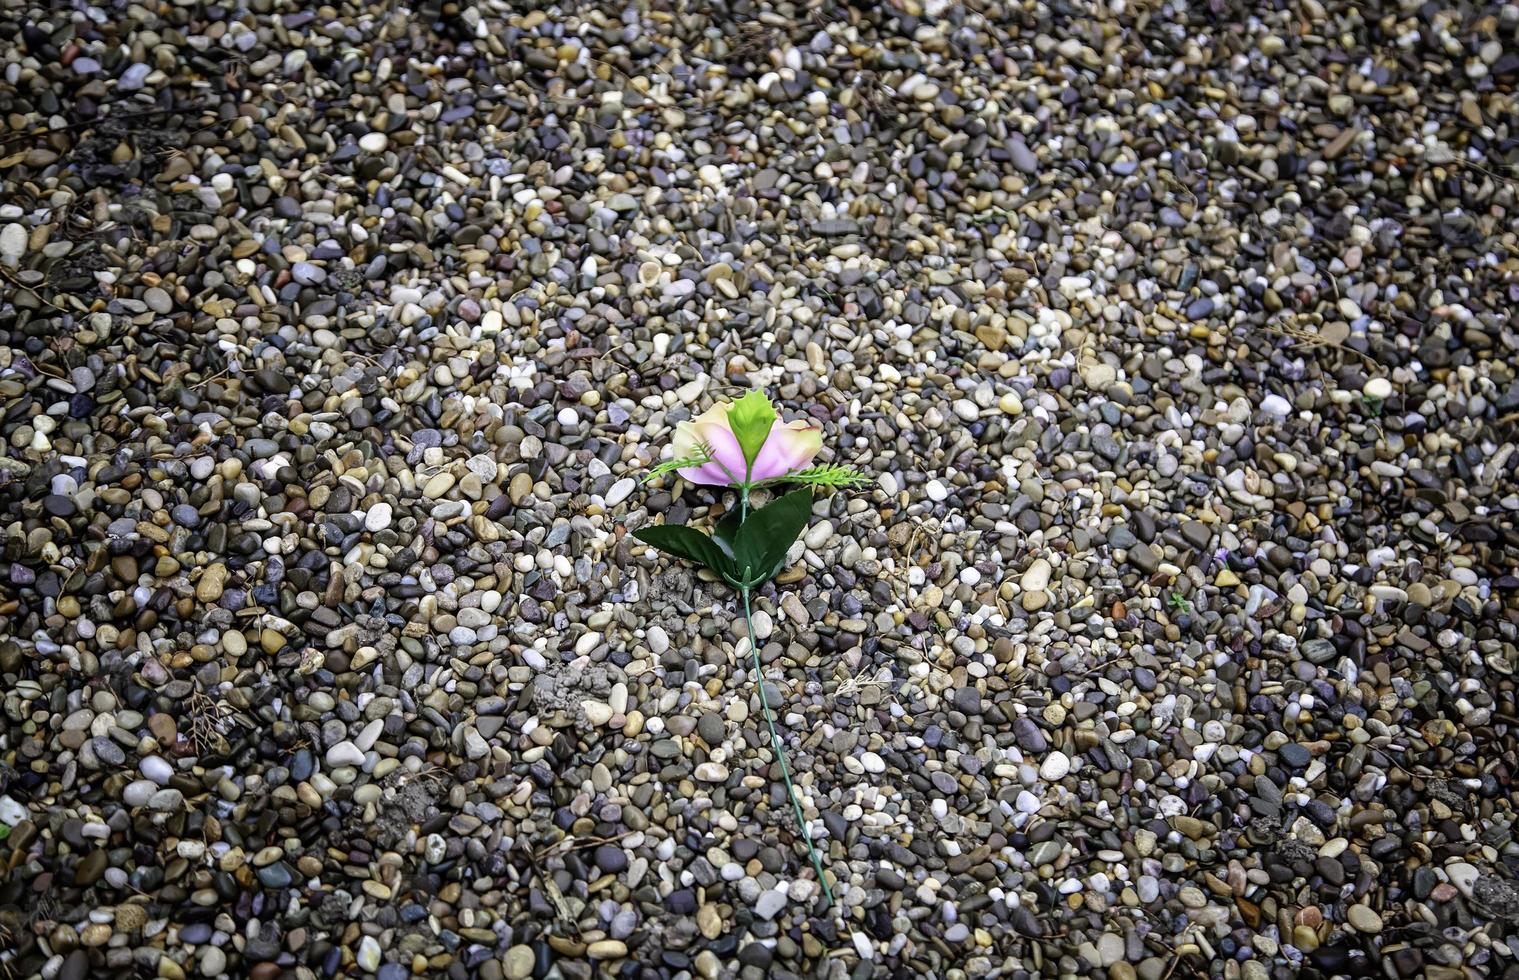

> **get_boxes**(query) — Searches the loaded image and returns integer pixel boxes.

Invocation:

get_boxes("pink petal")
[677,420,748,486]
[749,421,823,481]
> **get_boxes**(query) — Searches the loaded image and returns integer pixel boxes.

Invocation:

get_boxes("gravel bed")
[2,1,1519,979]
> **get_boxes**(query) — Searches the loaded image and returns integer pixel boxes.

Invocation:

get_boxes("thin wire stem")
[741,583,834,908]
[737,482,833,908]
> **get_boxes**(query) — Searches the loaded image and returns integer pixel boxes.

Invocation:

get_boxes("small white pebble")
[1259,393,1292,416]
[1039,751,1071,781]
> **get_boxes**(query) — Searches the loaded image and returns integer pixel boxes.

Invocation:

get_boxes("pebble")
[140,756,174,785]
[1347,904,1383,933]
[503,946,534,979]
[695,763,729,782]
[1020,557,1052,611]
[0,4,1514,979]
[0,796,26,825]
[1039,751,1072,781]
[754,889,788,920]
[143,286,173,314]
[325,742,365,768]
[364,502,393,532]
[697,712,725,745]
[0,223,23,266]
[356,936,382,972]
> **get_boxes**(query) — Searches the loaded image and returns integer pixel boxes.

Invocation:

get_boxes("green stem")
[735,483,832,907]
[741,583,834,908]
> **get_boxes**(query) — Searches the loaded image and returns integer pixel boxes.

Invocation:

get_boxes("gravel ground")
[3,1,1519,979]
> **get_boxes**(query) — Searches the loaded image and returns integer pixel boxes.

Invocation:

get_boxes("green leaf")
[727,390,777,477]
[644,441,714,483]
[711,507,744,561]
[781,464,871,489]
[633,525,736,581]
[733,488,814,586]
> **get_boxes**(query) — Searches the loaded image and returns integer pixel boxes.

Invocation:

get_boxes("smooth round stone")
[257,862,294,888]
[118,63,151,90]
[291,261,325,285]
[1347,904,1383,933]
[348,936,379,973]
[143,287,173,313]
[502,946,535,979]
[89,737,125,766]
[200,947,227,975]
[364,502,393,531]
[697,712,725,744]
[122,780,158,807]
[140,756,174,784]
[594,844,629,873]
[325,742,365,767]
[1039,752,1071,780]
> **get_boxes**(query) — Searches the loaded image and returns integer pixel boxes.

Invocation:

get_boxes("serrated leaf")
[733,488,813,586]
[633,525,736,581]
[727,390,777,477]
[786,464,871,489]
[644,441,714,483]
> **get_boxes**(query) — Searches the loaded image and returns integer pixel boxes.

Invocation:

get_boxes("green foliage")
[783,464,870,489]
[632,524,735,580]
[727,390,777,476]
[633,489,814,589]
[643,441,714,483]
[711,507,744,561]
[731,489,813,586]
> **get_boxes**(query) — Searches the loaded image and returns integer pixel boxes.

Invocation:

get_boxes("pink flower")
[671,401,822,486]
